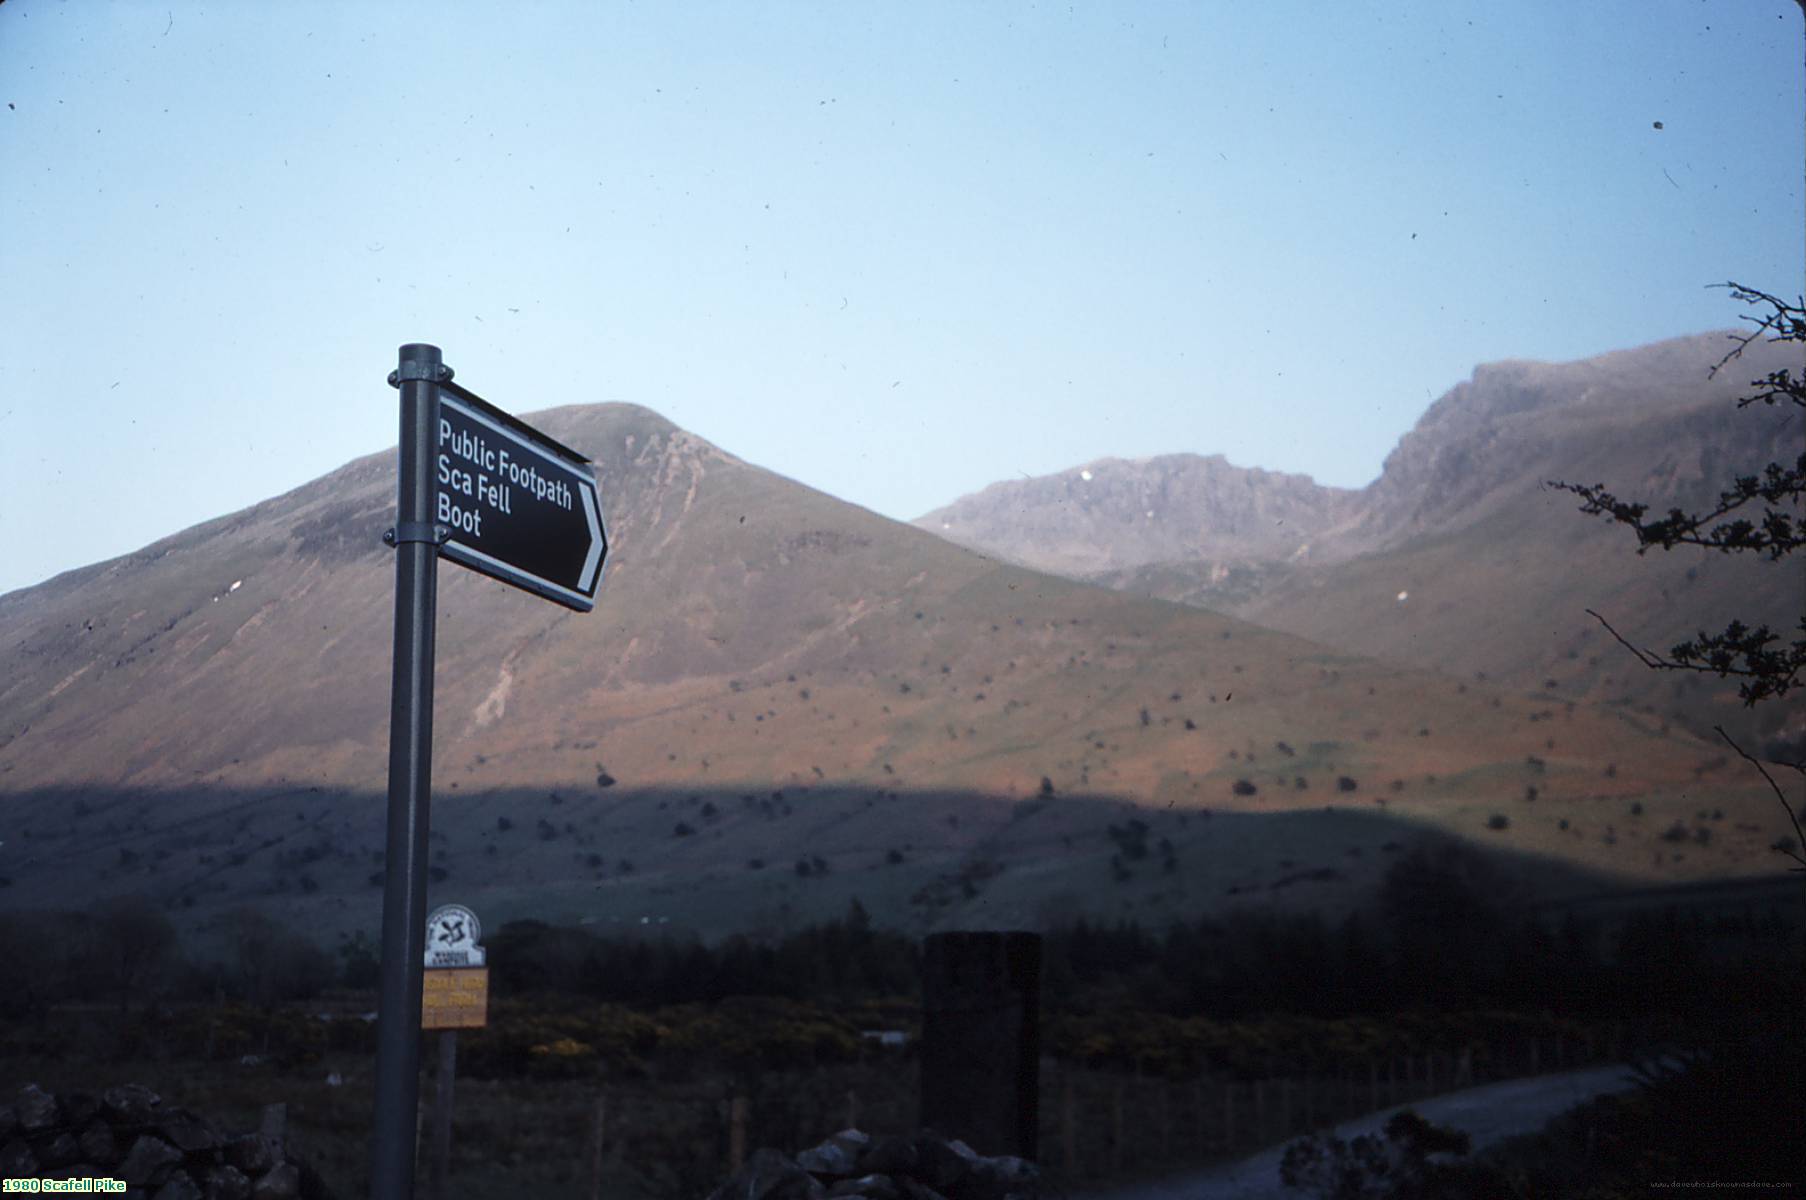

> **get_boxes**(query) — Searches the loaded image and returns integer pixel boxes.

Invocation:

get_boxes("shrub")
[1486,814,1510,831]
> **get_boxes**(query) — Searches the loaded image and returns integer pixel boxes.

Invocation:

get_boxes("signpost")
[434,386,607,612]
[371,346,606,1199]
[421,905,489,1200]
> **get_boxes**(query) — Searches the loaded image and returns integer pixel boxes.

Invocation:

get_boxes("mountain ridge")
[0,360,1792,945]
[912,329,1804,751]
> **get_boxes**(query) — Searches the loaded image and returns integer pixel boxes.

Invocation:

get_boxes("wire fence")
[553,1023,1639,1197]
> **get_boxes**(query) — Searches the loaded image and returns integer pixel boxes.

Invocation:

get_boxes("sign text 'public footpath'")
[435,385,607,611]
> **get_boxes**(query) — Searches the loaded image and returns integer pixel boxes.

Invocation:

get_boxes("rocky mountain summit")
[914,331,1804,749]
[917,454,1356,578]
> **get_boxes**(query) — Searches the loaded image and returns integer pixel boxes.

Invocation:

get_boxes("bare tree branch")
[1706,282,1806,409]
[1716,725,1806,873]
[1585,609,1669,672]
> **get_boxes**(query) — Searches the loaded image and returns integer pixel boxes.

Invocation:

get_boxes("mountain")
[917,455,1358,579]
[0,399,1790,949]
[915,332,1805,754]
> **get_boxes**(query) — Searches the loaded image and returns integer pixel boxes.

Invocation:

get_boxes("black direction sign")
[435,385,607,611]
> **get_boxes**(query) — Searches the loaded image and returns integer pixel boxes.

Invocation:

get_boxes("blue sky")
[2,1,1801,597]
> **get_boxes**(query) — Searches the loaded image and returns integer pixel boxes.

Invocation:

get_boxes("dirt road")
[1078,1063,1642,1200]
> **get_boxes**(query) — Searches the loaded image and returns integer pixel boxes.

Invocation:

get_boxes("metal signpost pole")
[372,343,449,1199]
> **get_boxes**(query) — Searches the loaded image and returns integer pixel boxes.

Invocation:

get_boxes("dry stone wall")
[0,1083,334,1200]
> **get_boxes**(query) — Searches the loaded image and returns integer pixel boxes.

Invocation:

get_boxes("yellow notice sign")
[422,966,489,1030]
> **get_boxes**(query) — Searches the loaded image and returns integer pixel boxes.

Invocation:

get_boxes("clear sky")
[2,1,1801,597]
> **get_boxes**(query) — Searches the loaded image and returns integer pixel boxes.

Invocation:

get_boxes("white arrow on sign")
[579,477,604,595]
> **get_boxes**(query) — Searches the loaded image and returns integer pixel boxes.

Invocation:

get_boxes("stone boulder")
[705,1129,1038,1200]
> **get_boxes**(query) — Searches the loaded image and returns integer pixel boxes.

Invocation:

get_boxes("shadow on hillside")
[0,782,1795,955]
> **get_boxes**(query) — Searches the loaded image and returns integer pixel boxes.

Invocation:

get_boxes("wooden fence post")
[426,1032,456,1200]
[588,1094,607,1200]
[728,1094,749,1174]
[1111,1079,1125,1173]
[1222,1081,1235,1152]
[1061,1072,1077,1174]
[1054,1069,1069,1171]
[1369,1060,1379,1112]
[1158,1080,1171,1160]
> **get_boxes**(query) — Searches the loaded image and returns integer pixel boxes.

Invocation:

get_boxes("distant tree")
[84,898,179,1018]
[337,929,381,989]
[1551,283,1805,871]
[224,908,333,1007]
[0,912,75,1020]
